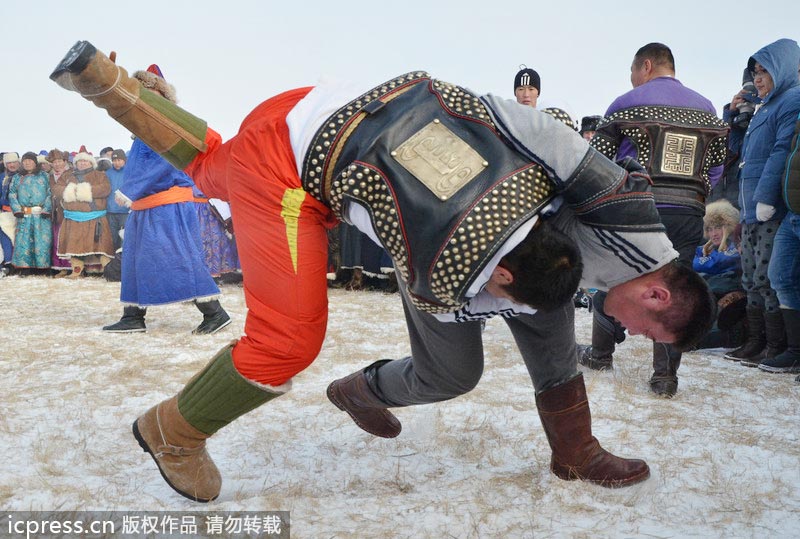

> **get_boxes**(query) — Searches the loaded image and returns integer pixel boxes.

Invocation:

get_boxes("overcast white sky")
[3,0,800,156]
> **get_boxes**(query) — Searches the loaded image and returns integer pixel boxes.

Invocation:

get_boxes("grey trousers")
[370,283,579,407]
[741,220,781,312]
[107,212,129,252]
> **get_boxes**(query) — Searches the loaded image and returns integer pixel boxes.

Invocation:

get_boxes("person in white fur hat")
[56,148,115,278]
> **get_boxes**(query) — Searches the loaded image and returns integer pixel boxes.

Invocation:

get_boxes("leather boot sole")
[50,41,96,80]
[132,420,218,503]
[553,461,651,488]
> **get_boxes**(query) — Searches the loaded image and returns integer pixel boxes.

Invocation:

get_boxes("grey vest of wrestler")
[783,117,800,213]
[591,106,729,212]
[301,73,555,314]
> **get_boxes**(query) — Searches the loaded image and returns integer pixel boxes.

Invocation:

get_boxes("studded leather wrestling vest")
[300,73,556,314]
[590,106,729,212]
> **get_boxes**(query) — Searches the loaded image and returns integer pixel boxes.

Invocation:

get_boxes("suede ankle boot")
[133,396,220,502]
[133,342,289,502]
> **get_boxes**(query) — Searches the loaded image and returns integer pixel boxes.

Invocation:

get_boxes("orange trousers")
[185,87,336,386]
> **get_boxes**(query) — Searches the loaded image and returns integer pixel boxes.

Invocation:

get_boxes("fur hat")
[73,151,97,169]
[514,66,541,95]
[133,64,177,103]
[580,115,604,135]
[3,152,19,165]
[702,199,740,255]
[47,149,69,162]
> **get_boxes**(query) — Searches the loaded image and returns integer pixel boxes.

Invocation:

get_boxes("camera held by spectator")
[732,68,758,128]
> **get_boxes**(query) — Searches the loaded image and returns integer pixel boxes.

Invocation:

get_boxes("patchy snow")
[1,275,798,538]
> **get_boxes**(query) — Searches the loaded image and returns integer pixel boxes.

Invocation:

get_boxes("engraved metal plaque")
[393,121,486,200]
[660,132,697,176]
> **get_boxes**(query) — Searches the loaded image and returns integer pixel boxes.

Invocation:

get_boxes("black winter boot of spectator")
[193,300,231,335]
[650,343,681,397]
[758,309,800,373]
[724,306,766,361]
[740,310,786,368]
[763,310,787,358]
[103,306,147,333]
[578,317,615,371]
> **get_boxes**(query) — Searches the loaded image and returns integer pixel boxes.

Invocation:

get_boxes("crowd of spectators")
[0,146,240,283]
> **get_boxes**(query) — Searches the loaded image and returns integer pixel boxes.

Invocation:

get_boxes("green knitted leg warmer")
[177,342,289,435]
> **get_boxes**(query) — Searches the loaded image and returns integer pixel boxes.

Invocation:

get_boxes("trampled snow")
[1,276,798,538]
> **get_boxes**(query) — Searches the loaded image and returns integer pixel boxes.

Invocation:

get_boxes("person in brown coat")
[47,148,75,277]
[57,150,115,278]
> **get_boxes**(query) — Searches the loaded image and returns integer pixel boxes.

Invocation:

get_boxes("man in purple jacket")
[579,43,729,397]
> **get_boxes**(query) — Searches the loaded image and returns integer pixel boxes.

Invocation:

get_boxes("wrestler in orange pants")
[186,87,336,386]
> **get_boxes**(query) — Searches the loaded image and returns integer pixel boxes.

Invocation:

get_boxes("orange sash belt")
[131,186,194,210]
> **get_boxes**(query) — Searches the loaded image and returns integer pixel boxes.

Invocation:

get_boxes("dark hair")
[634,42,675,72]
[498,220,583,311]
[658,259,716,350]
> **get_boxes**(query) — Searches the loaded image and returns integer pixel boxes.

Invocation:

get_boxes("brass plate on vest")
[393,121,486,200]
[660,132,697,176]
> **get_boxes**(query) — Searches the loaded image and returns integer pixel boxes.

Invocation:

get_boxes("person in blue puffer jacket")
[724,38,800,368]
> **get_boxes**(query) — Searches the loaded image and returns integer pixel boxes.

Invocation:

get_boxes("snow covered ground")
[1,275,798,538]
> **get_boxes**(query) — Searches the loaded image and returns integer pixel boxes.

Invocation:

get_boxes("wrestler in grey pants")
[369,282,579,407]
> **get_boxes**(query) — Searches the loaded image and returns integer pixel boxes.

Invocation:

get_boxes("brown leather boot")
[50,41,207,170]
[132,396,221,503]
[536,374,650,488]
[327,361,401,438]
